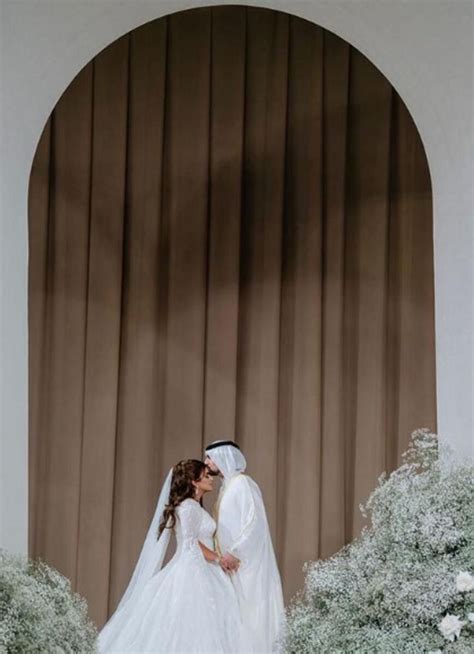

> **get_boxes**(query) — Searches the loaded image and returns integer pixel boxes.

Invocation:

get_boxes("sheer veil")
[99,469,173,645]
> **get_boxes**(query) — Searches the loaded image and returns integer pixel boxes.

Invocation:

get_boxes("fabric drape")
[28,6,436,626]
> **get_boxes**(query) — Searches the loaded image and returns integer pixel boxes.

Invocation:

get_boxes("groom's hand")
[220,552,240,574]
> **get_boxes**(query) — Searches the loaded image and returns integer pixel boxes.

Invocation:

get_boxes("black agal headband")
[205,440,241,452]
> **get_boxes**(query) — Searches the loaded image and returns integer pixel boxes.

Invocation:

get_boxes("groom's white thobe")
[208,445,285,653]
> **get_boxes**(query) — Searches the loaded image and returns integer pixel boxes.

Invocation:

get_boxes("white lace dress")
[99,499,244,653]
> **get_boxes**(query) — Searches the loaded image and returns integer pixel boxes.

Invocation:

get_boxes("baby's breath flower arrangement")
[0,550,97,653]
[284,430,474,653]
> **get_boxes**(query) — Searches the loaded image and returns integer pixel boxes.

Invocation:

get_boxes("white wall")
[1,0,473,555]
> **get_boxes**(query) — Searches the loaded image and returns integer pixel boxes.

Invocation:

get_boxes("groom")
[204,440,284,653]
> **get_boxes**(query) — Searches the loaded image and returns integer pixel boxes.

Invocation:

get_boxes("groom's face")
[204,456,220,476]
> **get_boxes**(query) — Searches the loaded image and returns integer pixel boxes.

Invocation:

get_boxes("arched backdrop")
[28,5,436,626]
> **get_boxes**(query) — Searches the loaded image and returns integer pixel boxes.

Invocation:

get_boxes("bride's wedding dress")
[99,497,244,653]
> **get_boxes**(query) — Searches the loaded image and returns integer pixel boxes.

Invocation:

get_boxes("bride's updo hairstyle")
[158,459,206,537]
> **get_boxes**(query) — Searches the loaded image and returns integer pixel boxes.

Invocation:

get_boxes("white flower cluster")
[0,550,97,653]
[456,571,474,593]
[283,430,474,653]
[436,572,474,645]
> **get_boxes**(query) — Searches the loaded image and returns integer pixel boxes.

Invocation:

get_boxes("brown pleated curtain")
[28,6,436,627]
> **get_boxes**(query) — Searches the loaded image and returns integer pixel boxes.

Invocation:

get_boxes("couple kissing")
[99,440,285,654]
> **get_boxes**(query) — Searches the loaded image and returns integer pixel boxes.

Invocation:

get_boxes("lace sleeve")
[177,499,203,550]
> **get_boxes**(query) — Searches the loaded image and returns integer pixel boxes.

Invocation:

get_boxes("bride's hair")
[158,459,206,537]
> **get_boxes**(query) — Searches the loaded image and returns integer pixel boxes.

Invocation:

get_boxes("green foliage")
[284,430,474,653]
[0,550,97,653]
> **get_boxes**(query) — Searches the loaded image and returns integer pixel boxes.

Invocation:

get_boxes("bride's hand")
[220,552,240,574]
[219,559,233,575]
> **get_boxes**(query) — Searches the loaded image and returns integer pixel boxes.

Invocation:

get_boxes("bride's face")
[193,468,214,495]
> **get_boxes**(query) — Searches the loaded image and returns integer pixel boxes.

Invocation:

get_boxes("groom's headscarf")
[205,440,247,481]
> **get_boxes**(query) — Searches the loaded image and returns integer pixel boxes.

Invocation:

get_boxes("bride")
[98,460,245,653]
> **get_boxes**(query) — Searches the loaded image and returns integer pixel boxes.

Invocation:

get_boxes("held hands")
[219,552,240,575]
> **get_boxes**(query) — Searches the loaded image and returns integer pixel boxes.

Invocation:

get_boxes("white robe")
[215,473,285,653]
